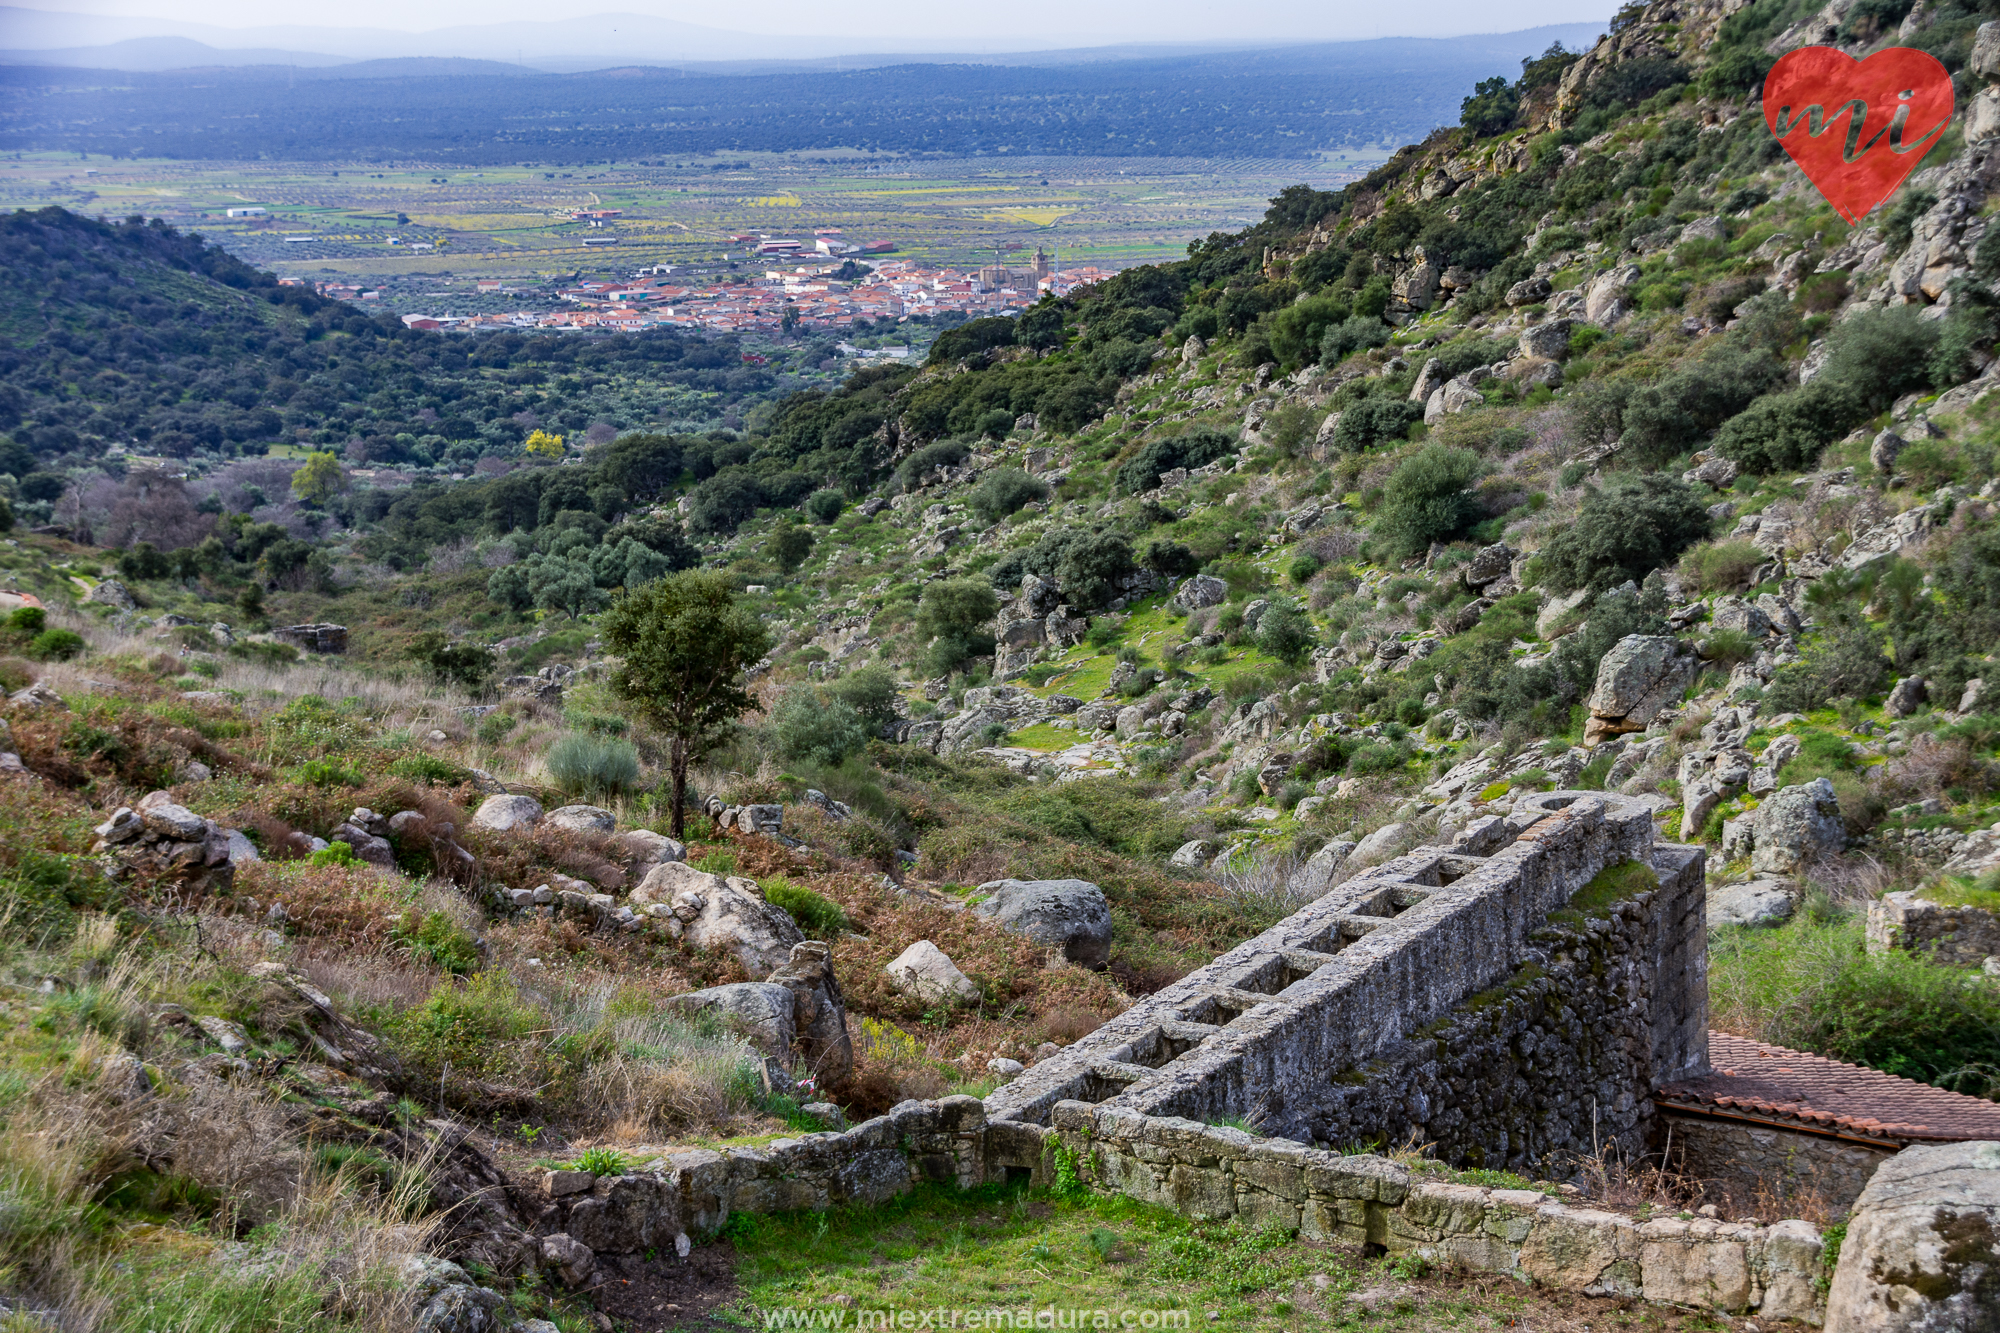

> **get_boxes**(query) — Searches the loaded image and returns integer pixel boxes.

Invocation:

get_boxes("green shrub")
[387,753,473,786]
[392,909,481,975]
[1682,540,1763,593]
[1114,428,1235,495]
[572,1146,635,1177]
[1762,628,1891,713]
[309,841,358,868]
[6,607,45,634]
[762,877,850,938]
[1540,473,1711,593]
[915,577,1000,672]
[1254,599,1318,665]
[28,629,84,662]
[804,489,845,524]
[1318,315,1392,365]
[388,971,540,1077]
[546,732,641,795]
[1376,444,1484,558]
[771,689,869,767]
[1332,398,1423,453]
[298,758,363,788]
[826,664,902,731]
[968,466,1050,521]
[226,640,300,668]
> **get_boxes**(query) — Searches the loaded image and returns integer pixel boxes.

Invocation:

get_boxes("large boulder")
[885,940,981,1004]
[1462,542,1516,588]
[1351,823,1407,864]
[612,829,685,866]
[1516,318,1573,360]
[1824,1140,2000,1333]
[471,794,543,833]
[546,804,616,834]
[1174,574,1229,611]
[1707,880,1795,928]
[637,861,805,978]
[1288,839,1356,896]
[1584,635,1697,745]
[661,983,797,1059]
[1751,779,1845,876]
[973,878,1113,969]
[765,941,853,1084]
[1584,265,1640,324]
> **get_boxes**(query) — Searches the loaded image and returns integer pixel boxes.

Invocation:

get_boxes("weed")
[572,1146,634,1177]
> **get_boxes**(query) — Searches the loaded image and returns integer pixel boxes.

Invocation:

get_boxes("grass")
[1709,908,2000,1099]
[1005,723,1076,751]
[720,1180,1697,1332]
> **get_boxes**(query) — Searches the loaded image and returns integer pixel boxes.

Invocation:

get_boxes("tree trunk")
[669,733,689,842]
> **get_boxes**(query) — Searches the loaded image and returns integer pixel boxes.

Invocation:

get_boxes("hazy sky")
[21,0,1617,44]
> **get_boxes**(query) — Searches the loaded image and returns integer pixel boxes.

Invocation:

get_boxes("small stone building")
[1658,1032,2000,1213]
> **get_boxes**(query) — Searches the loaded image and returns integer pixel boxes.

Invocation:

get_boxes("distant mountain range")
[0,5,1610,74]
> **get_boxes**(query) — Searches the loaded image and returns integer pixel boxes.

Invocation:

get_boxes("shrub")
[915,578,999,673]
[297,758,362,787]
[771,690,869,767]
[762,877,850,938]
[27,629,83,662]
[1376,444,1484,558]
[968,466,1049,521]
[1332,398,1423,453]
[309,840,357,867]
[1319,315,1392,365]
[826,664,901,731]
[388,971,540,1077]
[1254,600,1317,665]
[392,909,481,975]
[984,527,1134,609]
[1540,473,1711,593]
[1115,428,1235,494]
[1762,627,1892,713]
[388,753,473,786]
[1682,540,1763,594]
[546,733,641,795]
[572,1146,634,1177]
[804,489,845,524]
[1143,539,1200,579]
[406,630,493,693]
[6,607,44,634]
[767,523,814,573]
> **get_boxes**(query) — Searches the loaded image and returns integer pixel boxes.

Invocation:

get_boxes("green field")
[0,150,1390,311]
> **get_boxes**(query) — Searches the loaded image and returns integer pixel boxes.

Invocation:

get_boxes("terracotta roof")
[1658,1032,2000,1145]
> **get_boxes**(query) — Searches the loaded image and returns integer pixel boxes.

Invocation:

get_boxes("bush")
[1318,315,1392,365]
[298,758,362,787]
[826,664,901,731]
[392,909,482,975]
[546,732,642,795]
[1682,540,1763,594]
[771,689,869,767]
[762,877,850,938]
[984,527,1134,609]
[407,630,493,693]
[1143,539,1200,579]
[1255,599,1318,665]
[768,523,814,573]
[1115,428,1235,494]
[27,629,83,662]
[6,607,44,634]
[1332,398,1423,453]
[804,489,844,524]
[1376,444,1484,558]
[1762,627,1892,712]
[915,578,999,673]
[968,466,1049,522]
[1540,473,1711,593]
[388,753,474,786]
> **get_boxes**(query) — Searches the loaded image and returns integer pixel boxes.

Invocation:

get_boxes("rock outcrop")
[973,878,1113,969]
[636,861,805,978]
[1824,1140,2000,1333]
[886,940,980,1004]
[1750,779,1845,876]
[1584,635,1697,745]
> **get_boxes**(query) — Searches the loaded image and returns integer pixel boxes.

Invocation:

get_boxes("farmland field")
[0,149,1388,312]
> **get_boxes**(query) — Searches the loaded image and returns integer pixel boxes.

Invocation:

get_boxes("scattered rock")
[471,794,544,833]
[1884,676,1928,719]
[973,878,1114,968]
[641,862,806,979]
[1585,635,1698,745]
[885,940,981,1003]
[1169,839,1212,868]
[8,682,65,711]
[1823,1140,2000,1333]
[1173,574,1229,611]
[662,982,799,1061]
[612,829,685,866]
[546,805,617,834]
[1708,880,1795,929]
[1751,779,1845,876]
[87,578,137,609]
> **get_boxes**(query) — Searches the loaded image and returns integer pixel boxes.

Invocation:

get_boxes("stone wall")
[983,791,1707,1173]
[1867,890,2000,967]
[517,1094,1826,1324]
[1051,1101,1825,1323]
[1662,1112,1894,1215]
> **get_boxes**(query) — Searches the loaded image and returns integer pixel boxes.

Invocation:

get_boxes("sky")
[10,0,1618,48]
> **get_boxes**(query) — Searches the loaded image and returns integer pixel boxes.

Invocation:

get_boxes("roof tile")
[1658,1032,2000,1143]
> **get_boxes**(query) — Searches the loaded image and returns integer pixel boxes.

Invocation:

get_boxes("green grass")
[1567,860,1660,917]
[720,1180,1561,1331]
[1710,909,2000,1099]
[1006,723,1076,751]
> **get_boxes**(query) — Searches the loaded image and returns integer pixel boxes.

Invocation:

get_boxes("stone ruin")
[984,789,1707,1171]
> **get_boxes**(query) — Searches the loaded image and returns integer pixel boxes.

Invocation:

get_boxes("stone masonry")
[983,791,1707,1170]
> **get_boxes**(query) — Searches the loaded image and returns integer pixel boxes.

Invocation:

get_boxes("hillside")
[1,0,2000,1326]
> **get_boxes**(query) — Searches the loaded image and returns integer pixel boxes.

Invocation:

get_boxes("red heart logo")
[1763,45,1954,225]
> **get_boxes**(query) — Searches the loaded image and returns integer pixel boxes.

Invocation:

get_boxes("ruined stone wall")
[983,792,1707,1175]
[1867,890,2000,967]
[1663,1113,1895,1216]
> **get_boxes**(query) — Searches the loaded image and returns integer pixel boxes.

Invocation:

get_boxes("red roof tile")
[1658,1032,2000,1144]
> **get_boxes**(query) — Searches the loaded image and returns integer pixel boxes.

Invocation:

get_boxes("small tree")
[290,451,347,506]
[408,630,494,693]
[1377,443,1484,558]
[600,571,772,839]
[768,522,814,572]
[523,429,566,460]
[915,578,999,675]
[1541,473,1712,593]
[1256,599,1318,665]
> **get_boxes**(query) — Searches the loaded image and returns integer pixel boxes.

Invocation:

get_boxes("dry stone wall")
[983,791,1706,1171]
[1663,1113,1895,1216]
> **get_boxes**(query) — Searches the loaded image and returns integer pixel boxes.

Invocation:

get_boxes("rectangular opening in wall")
[1350,885,1430,918]
[1277,949,1341,990]
[1077,1063,1147,1104]
[1435,855,1486,886]
[1132,1019,1223,1068]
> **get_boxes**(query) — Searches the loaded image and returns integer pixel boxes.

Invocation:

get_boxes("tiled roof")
[1658,1032,2000,1144]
